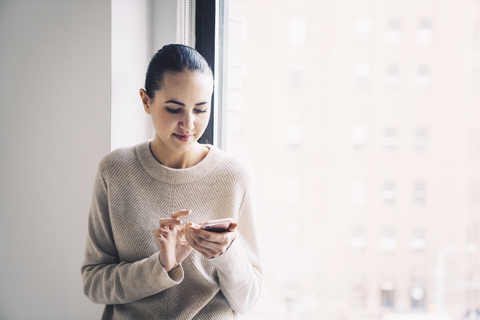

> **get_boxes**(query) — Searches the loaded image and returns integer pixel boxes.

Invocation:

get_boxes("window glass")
[417,19,433,46]
[385,65,399,89]
[356,17,372,45]
[354,63,371,90]
[220,1,480,319]
[386,19,402,46]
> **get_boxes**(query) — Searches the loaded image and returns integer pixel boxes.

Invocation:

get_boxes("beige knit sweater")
[81,141,263,320]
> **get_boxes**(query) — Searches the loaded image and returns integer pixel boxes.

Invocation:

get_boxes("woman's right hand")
[152,209,193,272]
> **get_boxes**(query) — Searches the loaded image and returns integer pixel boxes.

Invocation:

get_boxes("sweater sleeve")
[209,184,263,314]
[81,166,183,305]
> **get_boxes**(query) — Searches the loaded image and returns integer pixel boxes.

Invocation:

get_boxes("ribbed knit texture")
[81,141,263,320]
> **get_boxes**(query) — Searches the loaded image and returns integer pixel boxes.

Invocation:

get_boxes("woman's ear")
[139,89,151,114]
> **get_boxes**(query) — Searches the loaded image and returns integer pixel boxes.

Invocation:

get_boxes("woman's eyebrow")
[164,100,208,106]
[165,99,185,106]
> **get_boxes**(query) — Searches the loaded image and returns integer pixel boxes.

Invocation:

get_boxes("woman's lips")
[173,133,193,142]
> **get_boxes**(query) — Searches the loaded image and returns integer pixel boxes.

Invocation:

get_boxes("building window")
[416,19,433,46]
[411,285,426,309]
[350,277,367,308]
[413,181,426,206]
[289,62,304,89]
[410,228,426,250]
[384,127,397,151]
[469,128,480,154]
[466,225,479,253]
[386,19,402,46]
[468,180,480,206]
[474,22,480,48]
[382,181,395,205]
[350,227,367,249]
[352,179,367,206]
[356,17,372,46]
[288,16,306,46]
[415,65,430,88]
[415,127,427,152]
[352,124,369,149]
[381,281,395,308]
[385,65,399,90]
[379,228,396,252]
[472,68,480,93]
[287,124,303,146]
[354,63,371,90]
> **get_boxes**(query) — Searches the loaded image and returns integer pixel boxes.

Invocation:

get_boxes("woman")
[81,44,263,319]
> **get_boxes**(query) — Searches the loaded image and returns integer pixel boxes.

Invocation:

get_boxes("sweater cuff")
[152,253,184,285]
[208,238,248,276]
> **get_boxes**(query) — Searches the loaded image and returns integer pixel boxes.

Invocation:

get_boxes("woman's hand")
[152,210,193,272]
[184,222,238,259]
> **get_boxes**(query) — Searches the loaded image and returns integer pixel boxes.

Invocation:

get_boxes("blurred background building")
[221,0,480,319]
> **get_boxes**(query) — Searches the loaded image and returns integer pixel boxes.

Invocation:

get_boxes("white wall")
[111,0,179,151]
[0,0,110,318]
[111,0,153,151]
[0,0,179,318]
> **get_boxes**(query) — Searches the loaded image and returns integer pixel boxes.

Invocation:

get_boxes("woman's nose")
[180,112,194,131]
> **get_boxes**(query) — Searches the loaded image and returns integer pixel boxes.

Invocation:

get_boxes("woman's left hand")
[184,222,238,259]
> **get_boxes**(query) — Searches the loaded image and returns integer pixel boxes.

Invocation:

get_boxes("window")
[411,285,426,309]
[385,65,399,90]
[218,2,480,319]
[466,225,479,253]
[474,22,480,48]
[350,277,367,308]
[354,63,371,90]
[352,124,369,149]
[416,19,433,46]
[356,17,372,46]
[384,127,397,151]
[468,180,480,205]
[287,124,303,146]
[472,68,480,93]
[350,227,367,249]
[352,179,367,206]
[410,228,426,250]
[380,281,395,307]
[386,19,402,46]
[413,181,426,206]
[469,128,480,154]
[288,16,306,46]
[290,62,304,89]
[415,127,427,152]
[415,65,431,88]
[379,228,396,252]
[382,180,395,205]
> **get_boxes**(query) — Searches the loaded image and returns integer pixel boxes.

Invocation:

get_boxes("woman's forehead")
[161,71,213,93]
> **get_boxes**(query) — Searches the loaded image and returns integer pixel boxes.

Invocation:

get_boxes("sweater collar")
[135,140,224,184]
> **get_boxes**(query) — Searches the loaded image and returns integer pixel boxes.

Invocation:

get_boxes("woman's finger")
[192,228,225,244]
[158,218,182,228]
[171,209,191,220]
[153,227,170,237]
[186,226,228,256]
[185,231,215,258]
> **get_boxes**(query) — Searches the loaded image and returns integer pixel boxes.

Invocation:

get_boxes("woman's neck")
[149,139,209,169]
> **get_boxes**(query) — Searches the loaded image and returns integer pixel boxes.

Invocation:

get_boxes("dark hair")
[144,44,213,99]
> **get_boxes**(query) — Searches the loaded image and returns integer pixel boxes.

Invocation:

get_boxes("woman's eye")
[195,109,207,114]
[166,107,181,114]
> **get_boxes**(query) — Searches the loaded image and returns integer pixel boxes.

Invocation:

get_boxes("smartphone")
[200,218,235,233]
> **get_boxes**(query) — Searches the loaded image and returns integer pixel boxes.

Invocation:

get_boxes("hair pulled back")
[144,44,212,99]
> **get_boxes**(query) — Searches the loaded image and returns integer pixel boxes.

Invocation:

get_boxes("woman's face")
[142,70,213,155]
